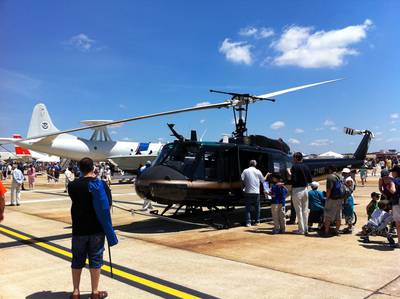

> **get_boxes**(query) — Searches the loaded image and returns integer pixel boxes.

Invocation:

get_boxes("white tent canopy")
[318,151,344,158]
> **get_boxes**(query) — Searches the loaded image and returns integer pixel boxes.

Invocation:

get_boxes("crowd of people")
[241,153,400,248]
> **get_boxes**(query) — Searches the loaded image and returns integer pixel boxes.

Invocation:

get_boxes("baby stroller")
[360,211,395,245]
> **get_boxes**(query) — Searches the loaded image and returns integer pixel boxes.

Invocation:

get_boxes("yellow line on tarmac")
[0,227,200,299]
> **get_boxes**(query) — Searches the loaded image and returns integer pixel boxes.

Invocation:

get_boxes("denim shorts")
[71,233,105,269]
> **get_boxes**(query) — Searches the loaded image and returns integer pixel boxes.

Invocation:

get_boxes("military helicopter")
[133,82,374,215]
[12,78,372,215]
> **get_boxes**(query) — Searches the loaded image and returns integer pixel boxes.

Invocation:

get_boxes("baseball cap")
[342,168,351,174]
[310,181,319,188]
[390,165,400,173]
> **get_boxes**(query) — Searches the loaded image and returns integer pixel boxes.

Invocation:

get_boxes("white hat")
[310,181,319,188]
[345,176,354,183]
[342,168,351,174]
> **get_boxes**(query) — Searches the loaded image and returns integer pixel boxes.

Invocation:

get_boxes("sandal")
[91,291,108,299]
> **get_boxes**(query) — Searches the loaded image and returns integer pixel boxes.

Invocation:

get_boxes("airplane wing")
[19,79,342,142]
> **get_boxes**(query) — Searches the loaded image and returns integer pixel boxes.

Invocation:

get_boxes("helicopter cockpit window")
[156,143,200,177]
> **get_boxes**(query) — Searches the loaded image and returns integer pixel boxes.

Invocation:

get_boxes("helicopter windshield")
[154,142,201,177]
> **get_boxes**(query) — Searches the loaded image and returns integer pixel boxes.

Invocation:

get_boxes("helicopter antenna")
[210,89,275,138]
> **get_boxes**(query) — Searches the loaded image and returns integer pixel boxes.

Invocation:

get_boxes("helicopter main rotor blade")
[19,78,341,142]
[21,101,231,141]
[256,78,343,99]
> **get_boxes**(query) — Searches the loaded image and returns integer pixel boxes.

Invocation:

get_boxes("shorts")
[324,198,343,222]
[71,233,105,269]
[393,205,400,223]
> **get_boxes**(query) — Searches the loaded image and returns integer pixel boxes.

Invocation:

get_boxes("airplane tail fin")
[343,127,374,160]
[27,103,59,138]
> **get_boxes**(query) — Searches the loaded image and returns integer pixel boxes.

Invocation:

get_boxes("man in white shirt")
[241,160,265,227]
[11,166,24,206]
[64,167,75,193]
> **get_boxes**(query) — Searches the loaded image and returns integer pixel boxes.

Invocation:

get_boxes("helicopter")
[9,78,372,215]
[134,87,374,215]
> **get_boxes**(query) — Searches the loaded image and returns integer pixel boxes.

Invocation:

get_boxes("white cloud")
[239,26,274,39]
[310,139,333,146]
[65,33,96,52]
[119,104,126,109]
[390,113,399,119]
[196,101,211,107]
[219,38,253,65]
[330,126,339,131]
[271,19,372,68]
[389,128,397,132]
[375,132,383,136]
[200,119,206,124]
[294,128,304,133]
[315,127,324,131]
[110,130,117,135]
[270,121,285,130]
[123,137,130,141]
[288,138,300,144]
[324,119,335,126]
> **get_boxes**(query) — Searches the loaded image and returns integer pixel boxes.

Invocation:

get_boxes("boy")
[308,181,325,231]
[366,192,380,219]
[342,177,355,234]
[270,173,288,234]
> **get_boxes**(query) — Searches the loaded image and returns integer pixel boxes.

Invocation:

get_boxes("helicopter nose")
[135,165,187,200]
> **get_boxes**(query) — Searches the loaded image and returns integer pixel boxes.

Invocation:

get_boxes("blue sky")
[1,0,399,154]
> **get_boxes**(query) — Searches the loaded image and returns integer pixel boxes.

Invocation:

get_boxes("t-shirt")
[241,166,265,194]
[68,177,112,236]
[0,181,7,197]
[308,189,325,211]
[271,184,287,205]
[326,174,340,196]
[290,163,312,188]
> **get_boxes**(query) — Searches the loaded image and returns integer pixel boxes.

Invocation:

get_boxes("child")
[342,177,355,234]
[360,200,395,245]
[270,173,288,234]
[308,181,325,231]
[366,192,380,219]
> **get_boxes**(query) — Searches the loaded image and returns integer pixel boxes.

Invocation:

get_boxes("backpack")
[330,175,352,200]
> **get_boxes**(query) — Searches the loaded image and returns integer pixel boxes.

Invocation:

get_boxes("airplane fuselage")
[16,133,163,162]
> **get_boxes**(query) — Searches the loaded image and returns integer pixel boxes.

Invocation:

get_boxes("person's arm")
[326,178,332,199]
[387,181,396,195]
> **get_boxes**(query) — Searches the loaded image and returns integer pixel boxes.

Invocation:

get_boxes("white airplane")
[0,104,164,171]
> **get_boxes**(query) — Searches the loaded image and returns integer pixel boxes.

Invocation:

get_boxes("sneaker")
[387,235,395,245]
[245,223,251,227]
[16,203,20,206]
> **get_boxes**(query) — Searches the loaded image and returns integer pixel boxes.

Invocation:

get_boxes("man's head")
[249,160,257,167]
[327,165,337,174]
[293,152,303,163]
[78,157,94,176]
[390,165,400,178]
[342,168,351,177]
[345,177,354,188]
[381,169,390,178]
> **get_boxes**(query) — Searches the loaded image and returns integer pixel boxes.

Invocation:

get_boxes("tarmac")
[0,174,399,299]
